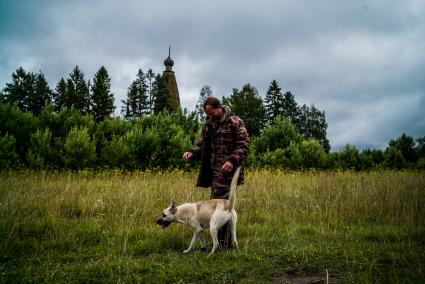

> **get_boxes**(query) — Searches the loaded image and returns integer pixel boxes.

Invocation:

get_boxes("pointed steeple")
[164,46,174,71]
[162,46,181,112]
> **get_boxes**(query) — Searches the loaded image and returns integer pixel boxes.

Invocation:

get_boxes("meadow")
[0,170,424,283]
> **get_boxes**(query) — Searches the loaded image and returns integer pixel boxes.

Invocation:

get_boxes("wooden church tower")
[162,47,181,112]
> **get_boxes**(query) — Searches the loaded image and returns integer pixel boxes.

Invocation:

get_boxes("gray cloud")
[1,0,424,150]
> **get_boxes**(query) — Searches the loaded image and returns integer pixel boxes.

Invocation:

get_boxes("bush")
[27,128,54,169]
[259,148,290,168]
[63,127,96,169]
[0,134,19,169]
[337,144,362,170]
[100,135,129,169]
[0,103,38,161]
[288,139,327,169]
[254,116,301,155]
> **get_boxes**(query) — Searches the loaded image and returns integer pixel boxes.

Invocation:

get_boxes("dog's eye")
[162,214,166,217]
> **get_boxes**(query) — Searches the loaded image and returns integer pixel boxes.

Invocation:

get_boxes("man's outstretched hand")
[182,152,193,161]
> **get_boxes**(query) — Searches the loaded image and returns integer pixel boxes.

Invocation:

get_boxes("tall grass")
[0,170,424,283]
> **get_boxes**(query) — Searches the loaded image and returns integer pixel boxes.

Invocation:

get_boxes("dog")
[156,166,241,256]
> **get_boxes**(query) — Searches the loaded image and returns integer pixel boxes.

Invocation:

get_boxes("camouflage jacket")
[190,106,250,188]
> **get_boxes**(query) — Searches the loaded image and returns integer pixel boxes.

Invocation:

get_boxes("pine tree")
[195,85,212,121]
[136,69,149,115]
[146,69,155,114]
[2,67,34,111]
[91,66,115,122]
[31,73,52,116]
[264,80,283,123]
[126,81,136,117]
[153,74,171,114]
[298,104,330,152]
[53,78,67,112]
[223,84,266,136]
[281,91,301,126]
[1,67,51,115]
[67,66,90,114]
[125,69,150,117]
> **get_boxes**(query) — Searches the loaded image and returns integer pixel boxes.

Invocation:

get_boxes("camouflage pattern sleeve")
[228,117,250,167]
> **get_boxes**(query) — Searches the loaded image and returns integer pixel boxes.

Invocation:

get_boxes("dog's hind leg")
[208,226,219,256]
[230,213,238,249]
[198,231,207,251]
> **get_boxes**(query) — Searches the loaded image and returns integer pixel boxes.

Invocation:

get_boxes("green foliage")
[384,147,406,170]
[298,104,330,152]
[26,128,55,169]
[153,74,172,114]
[65,66,91,115]
[194,85,212,121]
[1,67,52,115]
[223,84,266,137]
[63,127,97,169]
[336,144,362,170]
[91,66,115,122]
[289,139,327,169]
[259,148,290,168]
[0,134,19,169]
[126,69,150,117]
[385,133,417,166]
[100,135,129,169]
[127,113,192,169]
[0,103,38,161]
[254,116,301,155]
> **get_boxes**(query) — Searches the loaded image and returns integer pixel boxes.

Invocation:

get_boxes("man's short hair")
[203,96,221,110]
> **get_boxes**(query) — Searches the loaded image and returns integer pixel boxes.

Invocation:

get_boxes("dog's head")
[156,200,177,229]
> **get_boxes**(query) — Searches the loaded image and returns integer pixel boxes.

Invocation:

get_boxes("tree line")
[1,67,424,170]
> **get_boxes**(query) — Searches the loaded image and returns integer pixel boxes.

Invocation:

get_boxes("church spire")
[164,45,174,71]
[162,46,181,112]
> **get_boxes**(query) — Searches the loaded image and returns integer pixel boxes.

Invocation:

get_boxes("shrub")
[0,134,19,169]
[288,139,327,169]
[259,148,290,168]
[254,116,301,155]
[63,127,96,169]
[26,128,54,169]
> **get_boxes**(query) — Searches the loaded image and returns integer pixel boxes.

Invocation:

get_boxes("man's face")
[204,105,222,120]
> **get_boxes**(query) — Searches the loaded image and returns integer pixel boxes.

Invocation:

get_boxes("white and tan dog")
[156,167,241,256]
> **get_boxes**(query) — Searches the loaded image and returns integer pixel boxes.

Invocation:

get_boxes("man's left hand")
[221,161,234,173]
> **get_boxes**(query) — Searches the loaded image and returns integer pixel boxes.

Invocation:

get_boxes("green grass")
[0,170,424,283]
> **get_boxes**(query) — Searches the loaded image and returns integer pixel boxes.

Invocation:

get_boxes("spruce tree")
[2,67,51,115]
[31,73,52,115]
[281,91,301,126]
[91,66,115,122]
[67,66,90,114]
[298,104,330,152]
[223,84,266,136]
[264,80,283,123]
[146,69,155,114]
[53,78,67,112]
[195,85,212,121]
[153,74,172,114]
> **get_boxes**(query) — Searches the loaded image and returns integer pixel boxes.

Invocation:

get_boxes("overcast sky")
[1,0,424,150]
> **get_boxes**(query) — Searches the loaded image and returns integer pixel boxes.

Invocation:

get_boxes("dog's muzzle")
[156,218,171,228]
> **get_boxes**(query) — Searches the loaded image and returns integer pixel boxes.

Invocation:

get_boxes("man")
[183,96,249,247]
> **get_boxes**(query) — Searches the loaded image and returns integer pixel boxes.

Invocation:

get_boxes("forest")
[1,66,424,170]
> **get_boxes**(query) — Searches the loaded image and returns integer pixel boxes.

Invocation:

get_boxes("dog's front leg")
[183,231,198,254]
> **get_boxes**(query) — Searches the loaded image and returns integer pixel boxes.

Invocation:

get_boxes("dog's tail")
[228,166,241,212]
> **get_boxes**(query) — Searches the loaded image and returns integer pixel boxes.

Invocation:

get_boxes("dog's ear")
[170,200,177,214]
